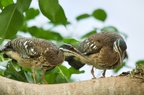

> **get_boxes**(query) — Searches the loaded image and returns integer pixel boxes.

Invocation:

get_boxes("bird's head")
[59,44,81,56]
[113,39,127,65]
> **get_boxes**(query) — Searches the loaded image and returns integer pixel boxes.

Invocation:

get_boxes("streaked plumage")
[63,32,127,78]
[0,38,64,83]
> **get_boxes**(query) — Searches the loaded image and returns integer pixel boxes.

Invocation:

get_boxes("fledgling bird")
[63,32,127,78]
[0,38,65,83]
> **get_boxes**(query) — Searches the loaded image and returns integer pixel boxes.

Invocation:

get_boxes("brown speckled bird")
[0,38,89,83]
[62,32,127,78]
[0,38,65,83]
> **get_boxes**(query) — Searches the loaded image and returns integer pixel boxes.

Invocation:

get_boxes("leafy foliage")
[0,0,131,84]
[25,8,39,20]
[16,0,31,13]
[136,60,144,65]
[0,4,23,41]
[81,29,97,39]
[63,38,80,46]
[21,26,63,41]
[76,13,90,21]
[39,0,67,25]
[92,9,107,22]
[0,59,84,84]
[76,9,107,22]
[0,0,14,8]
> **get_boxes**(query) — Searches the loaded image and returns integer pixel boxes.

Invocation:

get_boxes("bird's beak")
[120,51,126,65]
[118,52,124,65]
[59,44,92,64]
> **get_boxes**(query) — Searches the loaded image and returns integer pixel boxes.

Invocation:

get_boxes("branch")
[0,76,143,95]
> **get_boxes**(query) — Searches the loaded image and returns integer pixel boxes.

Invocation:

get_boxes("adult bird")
[0,38,89,83]
[0,38,64,83]
[62,32,127,78]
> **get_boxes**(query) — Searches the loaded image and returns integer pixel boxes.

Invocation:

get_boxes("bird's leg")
[32,69,37,84]
[41,69,48,84]
[91,66,96,79]
[102,69,106,77]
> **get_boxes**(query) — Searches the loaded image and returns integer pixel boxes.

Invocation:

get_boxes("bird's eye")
[70,47,77,52]
[64,44,75,51]
[60,44,78,53]
[69,46,74,50]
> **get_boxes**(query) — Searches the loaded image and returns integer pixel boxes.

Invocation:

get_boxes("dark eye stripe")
[115,39,127,54]
[118,39,127,51]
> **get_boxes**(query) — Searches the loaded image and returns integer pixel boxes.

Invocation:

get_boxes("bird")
[0,38,65,84]
[63,32,127,78]
[0,37,90,83]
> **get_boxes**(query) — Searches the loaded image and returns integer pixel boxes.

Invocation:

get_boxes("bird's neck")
[48,50,64,66]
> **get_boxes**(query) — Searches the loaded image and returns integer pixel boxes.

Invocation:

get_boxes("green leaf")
[69,67,85,75]
[81,29,97,38]
[0,0,13,8]
[45,67,59,75]
[44,66,68,84]
[136,60,144,65]
[43,67,59,84]
[92,9,107,22]
[25,8,40,20]
[0,4,24,41]
[114,62,126,73]
[0,2,2,9]
[76,13,90,21]
[48,21,71,27]
[39,0,67,25]
[4,63,27,82]
[27,26,63,41]
[45,73,57,84]
[24,71,33,83]
[63,38,79,46]
[101,26,128,39]
[101,26,118,32]
[16,0,32,13]
[0,70,3,76]
[55,74,68,83]
[58,65,70,79]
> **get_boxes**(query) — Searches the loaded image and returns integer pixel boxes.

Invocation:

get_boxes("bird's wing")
[3,38,42,59]
[78,39,102,55]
